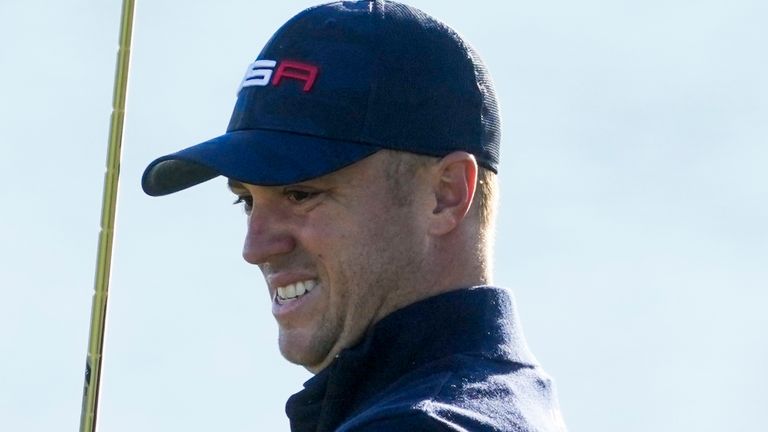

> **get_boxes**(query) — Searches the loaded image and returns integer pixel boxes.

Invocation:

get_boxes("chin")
[279,335,326,370]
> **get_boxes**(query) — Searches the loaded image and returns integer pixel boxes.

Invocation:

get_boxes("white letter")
[238,60,277,94]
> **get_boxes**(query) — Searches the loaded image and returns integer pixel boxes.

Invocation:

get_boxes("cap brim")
[141,129,380,196]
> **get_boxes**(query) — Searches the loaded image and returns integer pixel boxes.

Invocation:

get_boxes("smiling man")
[142,1,566,431]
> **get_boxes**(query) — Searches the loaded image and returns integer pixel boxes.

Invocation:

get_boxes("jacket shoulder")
[339,355,567,432]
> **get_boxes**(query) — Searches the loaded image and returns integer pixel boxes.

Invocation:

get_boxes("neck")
[400,223,493,309]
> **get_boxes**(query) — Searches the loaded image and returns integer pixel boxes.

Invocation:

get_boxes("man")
[142,1,567,430]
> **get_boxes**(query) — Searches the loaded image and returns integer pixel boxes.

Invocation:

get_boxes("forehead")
[226,150,394,193]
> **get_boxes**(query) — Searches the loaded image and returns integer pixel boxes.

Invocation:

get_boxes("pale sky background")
[1,0,766,431]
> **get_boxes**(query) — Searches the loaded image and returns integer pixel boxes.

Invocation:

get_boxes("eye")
[233,195,253,213]
[283,188,319,203]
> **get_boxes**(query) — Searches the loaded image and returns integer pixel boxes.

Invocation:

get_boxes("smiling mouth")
[275,280,318,303]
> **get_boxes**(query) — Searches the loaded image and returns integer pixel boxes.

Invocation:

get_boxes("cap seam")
[360,0,386,144]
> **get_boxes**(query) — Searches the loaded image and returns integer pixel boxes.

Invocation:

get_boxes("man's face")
[229,151,428,372]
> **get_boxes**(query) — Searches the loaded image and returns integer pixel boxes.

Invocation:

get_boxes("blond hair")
[382,150,498,229]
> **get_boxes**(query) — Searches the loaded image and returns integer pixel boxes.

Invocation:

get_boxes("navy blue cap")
[142,0,500,196]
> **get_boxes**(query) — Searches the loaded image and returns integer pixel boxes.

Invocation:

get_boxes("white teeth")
[276,280,317,301]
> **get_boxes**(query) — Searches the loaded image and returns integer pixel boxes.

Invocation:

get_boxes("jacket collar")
[286,286,537,431]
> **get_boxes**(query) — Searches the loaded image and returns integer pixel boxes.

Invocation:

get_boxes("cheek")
[302,204,406,289]
[297,210,359,255]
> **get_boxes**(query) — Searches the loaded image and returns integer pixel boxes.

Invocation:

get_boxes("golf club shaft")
[79,0,136,431]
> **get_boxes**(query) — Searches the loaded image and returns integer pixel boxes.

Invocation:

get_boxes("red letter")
[271,60,319,92]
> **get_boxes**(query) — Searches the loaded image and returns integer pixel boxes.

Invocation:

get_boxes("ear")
[428,151,478,236]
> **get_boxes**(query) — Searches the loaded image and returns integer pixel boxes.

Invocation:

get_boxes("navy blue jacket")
[286,286,567,431]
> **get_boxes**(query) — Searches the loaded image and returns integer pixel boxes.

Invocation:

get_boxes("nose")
[242,210,296,265]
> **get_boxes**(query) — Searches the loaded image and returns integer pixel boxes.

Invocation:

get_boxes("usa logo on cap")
[238,59,319,94]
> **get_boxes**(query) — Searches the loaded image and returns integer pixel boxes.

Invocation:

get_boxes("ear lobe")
[429,152,478,235]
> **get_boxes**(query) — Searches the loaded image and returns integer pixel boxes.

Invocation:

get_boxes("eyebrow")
[227,179,247,194]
